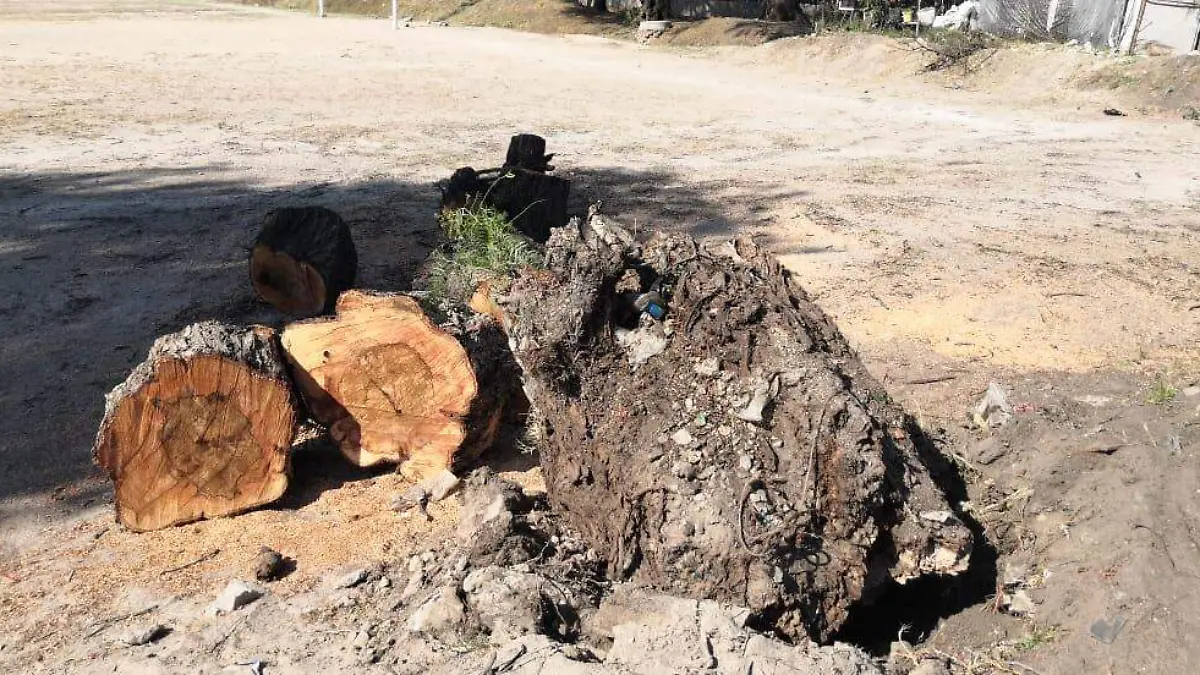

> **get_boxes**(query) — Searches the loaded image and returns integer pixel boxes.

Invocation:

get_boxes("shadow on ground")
[0,162,818,515]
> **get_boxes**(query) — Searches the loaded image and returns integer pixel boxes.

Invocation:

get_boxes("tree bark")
[93,322,297,532]
[502,216,973,641]
[281,290,521,477]
[250,206,357,318]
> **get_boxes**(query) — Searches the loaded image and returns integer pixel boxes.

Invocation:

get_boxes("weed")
[1014,625,1059,652]
[869,390,894,405]
[618,7,641,27]
[1146,377,1177,405]
[913,29,998,71]
[1184,107,1200,122]
[426,199,541,304]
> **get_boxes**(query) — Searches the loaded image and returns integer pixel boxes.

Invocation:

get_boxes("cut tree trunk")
[281,290,521,477]
[504,134,554,172]
[250,206,357,318]
[503,216,974,641]
[93,322,297,532]
[483,168,570,243]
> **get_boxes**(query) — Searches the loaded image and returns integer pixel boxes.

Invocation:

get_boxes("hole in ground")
[831,537,999,655]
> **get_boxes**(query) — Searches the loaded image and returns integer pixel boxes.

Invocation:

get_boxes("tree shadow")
[0,160,815,519]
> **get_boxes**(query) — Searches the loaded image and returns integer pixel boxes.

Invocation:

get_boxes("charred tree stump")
[503,216,973,641]
[281,290,520,477]
[93,322,298,532]
[250,206,357,318]
[485,168,570,243]
[504,134,554,173]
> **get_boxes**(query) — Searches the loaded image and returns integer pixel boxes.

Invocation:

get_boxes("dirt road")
[1,1,1198,673]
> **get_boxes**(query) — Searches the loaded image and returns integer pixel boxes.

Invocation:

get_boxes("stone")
[334,568,369,589]
[122,624,168,647]
[425,470,462,502]
[670,428,694,446]
[253,547,286,581]
[400,570,425,602]
[207,581,264,616]
[462,566,546,643]
[352,631,371,649]
[694,357,721,377]
[910,659,952,675]
[1002,589,1036,617]
[408,586,466,636]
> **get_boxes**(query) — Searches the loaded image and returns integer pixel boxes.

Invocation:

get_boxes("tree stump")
[281,290,519,477]
[93,322,297,532]
[504,134,554,172]
[503,216,974,641]
[250,206,357,318]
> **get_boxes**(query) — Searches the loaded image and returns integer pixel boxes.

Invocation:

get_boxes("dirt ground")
[1,1,1199,673]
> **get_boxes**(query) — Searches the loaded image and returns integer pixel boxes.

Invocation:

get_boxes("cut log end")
[250,244,327,317]
[250,206,357,318]
[94,323,296,532]
[282,291,481,477]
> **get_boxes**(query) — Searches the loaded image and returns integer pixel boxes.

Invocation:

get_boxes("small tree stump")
[93,322,298,532]
[281,291,518,477]
[504,134,554,172]
[250,206,357,318]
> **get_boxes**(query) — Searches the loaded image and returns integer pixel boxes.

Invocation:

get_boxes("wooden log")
[281,290,520,477]
[93,322,297,532]
[503,217,974,641]
[504,134,554,173]
[250,206,357,318]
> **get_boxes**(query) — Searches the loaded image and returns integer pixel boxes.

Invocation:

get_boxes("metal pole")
[392,0,399,29]
[1126,0,1149,54]
[317,0,325,18]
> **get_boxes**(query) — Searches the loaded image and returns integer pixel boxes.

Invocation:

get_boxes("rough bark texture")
[503,215,973,641]
[250,206,357,317]
[93,322,297,532]
[281,290,520,477]
[439,164,570,244]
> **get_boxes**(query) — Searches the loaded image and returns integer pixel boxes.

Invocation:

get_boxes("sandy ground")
[1,1,1199,673]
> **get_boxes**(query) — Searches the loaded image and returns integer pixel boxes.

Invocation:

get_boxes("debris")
[1074,395,1112,407]
[931,1,980,30]
[231,659,266,675]
[919,510,959,525]
[425,470,462,502]
[254,547,287,582]
[1090,614,1127,644]
[122,624,169,647]
[352,631,371,649]
[334,569,370,590]
[161,548,221,576]
[207,581,265,616]
[408,586,466,635]
[670,428,694,446]
[614,326,668,367]
[972,382,1013,429]
[1001,589,1036,616]
[735,376,778,424]
[392,485,429,512]
[694,357,721,377]
[1103,108,1127,116]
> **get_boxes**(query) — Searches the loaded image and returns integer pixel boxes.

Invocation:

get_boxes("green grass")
[426,201,541,303]
[1014,625,1059,652]
[1146,377,1178,406]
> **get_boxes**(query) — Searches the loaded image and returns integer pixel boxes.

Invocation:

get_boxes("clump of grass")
[426,202,541,304]
[1014,625,1059,652]
[1146,377,1178,406]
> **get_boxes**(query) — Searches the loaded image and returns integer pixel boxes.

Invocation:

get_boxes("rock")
[910,659,952,675]
[670,428,694,446]
[972,382,1013,429]
[122,624,168,647]
[400,570,425,602]
[377,576,392,590]
[1182,385,1200,398]
[594,586,882,674]
[408,586,466,636]
[207,581,264,616]
[391,485,429,512]
[254,547,287,581]
[462,566,546,643]
[1001,589,1036,616]
[352,630,371,649]
[694,357,721,377]
[425,470,461,502]
[335,568,369,589]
